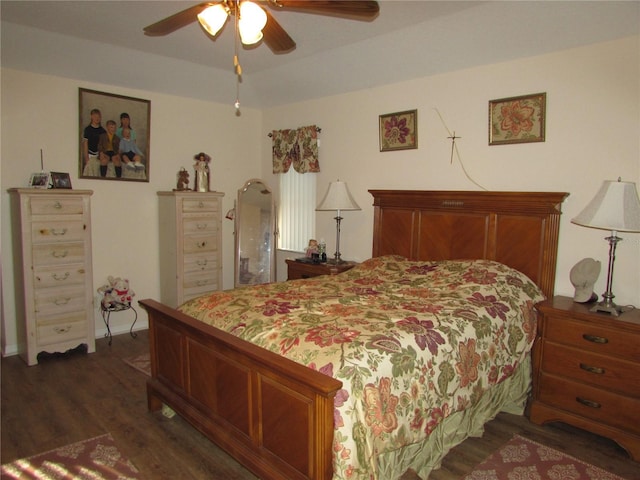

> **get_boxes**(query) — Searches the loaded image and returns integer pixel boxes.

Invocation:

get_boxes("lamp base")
[590,300,633,316]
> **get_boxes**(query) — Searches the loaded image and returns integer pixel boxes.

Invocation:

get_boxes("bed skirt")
[376,354,532,480]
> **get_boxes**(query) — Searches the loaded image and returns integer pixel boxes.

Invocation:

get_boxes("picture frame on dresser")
[29,172,50,189]
[51,172,72,189]
[79,88,151,182]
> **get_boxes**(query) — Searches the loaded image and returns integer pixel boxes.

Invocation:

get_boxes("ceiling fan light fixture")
[238,1,267,45]
[197,3,229,37]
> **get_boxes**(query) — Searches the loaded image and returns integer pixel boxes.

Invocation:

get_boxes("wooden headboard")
[369,190,569,299]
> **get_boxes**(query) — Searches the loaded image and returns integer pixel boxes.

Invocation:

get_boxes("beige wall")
[2,35,639,357]
[263,36,640,303]
[1,70,262,354]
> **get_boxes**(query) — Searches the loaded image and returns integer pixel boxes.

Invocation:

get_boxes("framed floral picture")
[489,93,546,145]
[379,109,417,151]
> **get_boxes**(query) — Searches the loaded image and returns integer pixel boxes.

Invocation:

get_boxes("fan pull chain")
[234,0,242,115]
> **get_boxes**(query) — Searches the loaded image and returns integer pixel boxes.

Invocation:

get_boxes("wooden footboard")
[139,299,343,480]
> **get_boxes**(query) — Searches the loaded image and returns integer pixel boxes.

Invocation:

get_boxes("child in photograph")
[119,127,145,171]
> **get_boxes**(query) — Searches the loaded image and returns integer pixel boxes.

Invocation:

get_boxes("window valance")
[271,125,320,174]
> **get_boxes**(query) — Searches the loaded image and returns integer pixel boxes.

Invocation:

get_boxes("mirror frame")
[234,179,276,287]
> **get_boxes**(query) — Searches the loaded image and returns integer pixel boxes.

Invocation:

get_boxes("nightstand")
[285,259,357,280]
[530,296,640,460]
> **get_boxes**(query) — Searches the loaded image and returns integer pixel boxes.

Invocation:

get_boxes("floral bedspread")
[179,256,544,479]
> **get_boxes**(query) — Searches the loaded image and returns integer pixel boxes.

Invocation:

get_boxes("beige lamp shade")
[571,179,640,233]
[316,181,361,212]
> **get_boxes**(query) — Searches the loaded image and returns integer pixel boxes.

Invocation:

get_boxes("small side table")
[286,259,358,280]
[101,303,138,345]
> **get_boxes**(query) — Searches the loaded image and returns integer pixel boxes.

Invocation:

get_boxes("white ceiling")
[2,1,639,109]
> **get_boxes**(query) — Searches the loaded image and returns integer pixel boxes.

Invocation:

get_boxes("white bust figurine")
[570,258,601,303]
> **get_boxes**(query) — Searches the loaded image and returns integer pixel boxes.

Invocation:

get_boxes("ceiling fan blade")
[267,1,379,19]
[262,10,296,53]
[144,2,213,36]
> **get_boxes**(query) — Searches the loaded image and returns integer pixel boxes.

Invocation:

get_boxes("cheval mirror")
[234,179,276,287]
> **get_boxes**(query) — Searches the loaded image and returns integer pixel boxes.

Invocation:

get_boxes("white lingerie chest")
[157,191,224,308]
[9,188,96,366]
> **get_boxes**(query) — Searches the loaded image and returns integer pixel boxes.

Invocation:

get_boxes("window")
[278,169,316,251]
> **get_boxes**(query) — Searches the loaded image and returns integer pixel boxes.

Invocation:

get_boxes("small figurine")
[193,152,211,192]
[175,168,190,191]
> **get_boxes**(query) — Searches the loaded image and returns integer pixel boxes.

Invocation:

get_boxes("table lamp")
[571,178,640,315]
[316,180,360,264]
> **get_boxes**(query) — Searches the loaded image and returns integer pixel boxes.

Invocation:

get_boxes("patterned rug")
[1,433,141,479]
[122,353,151,376]
[464,434,628,480]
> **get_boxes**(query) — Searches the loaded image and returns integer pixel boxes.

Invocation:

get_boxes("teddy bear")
[97,276,135,310]
[175,168,190,191]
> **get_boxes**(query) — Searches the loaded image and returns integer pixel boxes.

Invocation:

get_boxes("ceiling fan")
[144,0,380,53]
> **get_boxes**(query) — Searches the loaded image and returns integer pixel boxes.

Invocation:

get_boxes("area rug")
[1,433,141,480]
[122,353,150,376]
[464,434,628,480]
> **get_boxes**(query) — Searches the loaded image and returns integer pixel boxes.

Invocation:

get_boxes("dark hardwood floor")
[2,331,638,479]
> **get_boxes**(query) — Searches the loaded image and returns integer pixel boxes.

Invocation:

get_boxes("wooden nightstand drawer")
[538,373,640,435]
[286,259,357,280]
[541,343,640,396]
[545,317,640,361]
[531,296,640,461]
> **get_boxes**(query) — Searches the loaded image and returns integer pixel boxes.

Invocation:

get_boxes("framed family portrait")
[79,88,151,182]
[51,172,72,189]
[379,109,418,152]
[489,92,546,145]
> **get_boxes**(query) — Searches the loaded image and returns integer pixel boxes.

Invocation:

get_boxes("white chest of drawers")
[158,191,224,307]
[9,189,95,366]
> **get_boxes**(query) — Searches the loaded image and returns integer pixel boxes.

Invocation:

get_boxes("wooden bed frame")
[140,190,568,480]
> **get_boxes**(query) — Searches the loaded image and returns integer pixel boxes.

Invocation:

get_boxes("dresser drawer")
[184,253,218,275]
[545,317,640,361]
[183,273,218,299]
[32,242,85,266]
[37,312,87,347]
[183,235,217,254]
[183,216,218,235]
[30,197,85,216]
[538,373,640,435]
[35,285,86,316]
[33,265,86,289]
[541,343,640,397]
[182,197,219,213]
[32,221,86,244]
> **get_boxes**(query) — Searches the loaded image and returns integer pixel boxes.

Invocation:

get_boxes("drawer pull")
[198,201,205,208]
[53,201,62,209]
[197,223,208,230]
[196,259,208,269]
[53,325,71,334]
[52,250,69,258]
[579,363,605,375]
[51,228,68,236]
[52,272,70,281]
[576,397,601,409]
[196,280,209,286]
[582,334,608,344]
[197,241,207,248]
[54,297,71,305]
